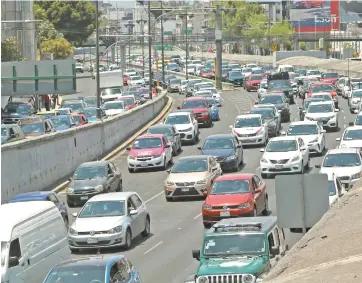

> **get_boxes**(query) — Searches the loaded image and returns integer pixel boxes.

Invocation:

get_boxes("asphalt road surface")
[56,85,354,283]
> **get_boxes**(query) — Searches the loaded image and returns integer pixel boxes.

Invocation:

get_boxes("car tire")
[262,196,269,216]
[70,248,79,253]
[192,134,197,145]
[261,173,268,179]
[141,216,151,237]
[169,156,174,165]
[203,222,212,229]
[67,201,75,208]
[300,162,304,174]
[128,167,134,173]
[124,228,132,249]
[116,180,123,192]
[253,207,257,217]
[162,157,167,170]
[64,217,69,229]
[166,196,173,202]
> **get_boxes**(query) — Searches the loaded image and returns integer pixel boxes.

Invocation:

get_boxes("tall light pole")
[160,1,166,86]
[185,10,189,80]
[136,18,147,71]
[95,0,101,119]
[148,0,153,99]
[215,5,222,90]
[125,20,135,68]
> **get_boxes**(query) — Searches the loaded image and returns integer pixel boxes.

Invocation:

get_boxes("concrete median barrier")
[1,93,168,203]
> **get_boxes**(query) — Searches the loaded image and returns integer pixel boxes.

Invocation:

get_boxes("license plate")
[141,162,148,167]
[181,188,189,192]
[87,238,98,244]
[275,165,283,169]
[220,211,230,217]
[80,196,88,200]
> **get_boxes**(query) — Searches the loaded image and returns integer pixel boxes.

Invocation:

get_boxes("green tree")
[42,38,74,59]
[1,37,24,62]
[34,0,97,45]
[299,42,306,51]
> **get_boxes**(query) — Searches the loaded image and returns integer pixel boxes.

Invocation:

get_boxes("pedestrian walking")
[44,95,50,111]
[52,94,58,109]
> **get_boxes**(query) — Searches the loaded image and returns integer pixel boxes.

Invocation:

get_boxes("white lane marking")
[143,241,163,255]
[145,190,164,203]
[344,116,346,120]
[193,213,202,220]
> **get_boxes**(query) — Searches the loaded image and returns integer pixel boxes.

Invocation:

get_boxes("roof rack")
[213,222,262,231]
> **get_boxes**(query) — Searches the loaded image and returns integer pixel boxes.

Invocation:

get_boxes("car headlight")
[340,144,347,148]
[238,202,250,208]
[128,155,135,160]
[351,172,362,179]
[226,155,236,160]
[108,225,122,234]
[242,274,255,283]
[154,154,162,158]
[95,185,103,192]
[201,112,209,116]
[196,179,207,185]
[67,187,74,194]
[198,276,209,283]
[310,137,318,143]
[203,203,212,210]
[184,127,193,132]
[291,156,300,162]
[69,228,78,235]
[330,115,337,120]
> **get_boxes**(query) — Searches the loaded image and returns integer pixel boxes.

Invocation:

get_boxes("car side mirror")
[10,133,16,138]
[301,146,307,151]
[349,122,354,126]
[72,212,78,217]
[335,109,340,112]
[165,144,170,148]
[236,144,242,148]
[68,178,72,182]
[315,164,321,168]
[212,168,218,172]
[174,132,180,136]
[270,246,280,257]
[197,146,202,150]
[260,148,265,152]
[126,147,131,150]
[192,250,200,261]
[302,110,306,113]
[298,106,303,110]
[108,173,114,178]
[229,125,233,129]
[167,169,171,174]
[280,131,286,135]
[255,102,259,105]
[354,109,359,114]
[129,209,138,216]
[255,188,262,193]
[321,130,326,133]
[208,104,212,108]
[8,256,19,268]
[177,106,181,110]
[336,137,341,141]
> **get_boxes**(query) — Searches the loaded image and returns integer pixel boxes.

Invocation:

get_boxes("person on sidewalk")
[52,94,58,109]
[44,95,51,111]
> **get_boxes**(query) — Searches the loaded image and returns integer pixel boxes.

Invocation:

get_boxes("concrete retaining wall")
[1,94,167,203]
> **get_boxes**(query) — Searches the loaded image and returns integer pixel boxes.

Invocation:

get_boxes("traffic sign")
[183,29,192,35]
[212,0,222,6]
[164,31,172,36]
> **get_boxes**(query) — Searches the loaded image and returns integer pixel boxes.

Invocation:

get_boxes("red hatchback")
[200,68,215,79]
[123,74,130,85]
[307,82,338,107]
[178,97,212,127]
[71,113,88,126]
[321,72,339,84]
[246,74,263,92]
[201,173,268,228]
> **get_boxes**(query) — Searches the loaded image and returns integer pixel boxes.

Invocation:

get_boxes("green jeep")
[185,217,288,283]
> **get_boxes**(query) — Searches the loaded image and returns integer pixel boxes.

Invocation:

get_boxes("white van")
[1,201,71,283]
[277,64,295,73]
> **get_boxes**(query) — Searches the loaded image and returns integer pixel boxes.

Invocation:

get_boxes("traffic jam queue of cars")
[1,82,153,145]
[2,59,362,283]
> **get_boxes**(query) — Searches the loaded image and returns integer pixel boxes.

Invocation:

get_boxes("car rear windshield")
[210,180,250,195]
[311,85,334,92]
[324,73,338,78]
[250,75,262,80]
[133,137,162,149]
[182,100,207,109]
[323,153,361,167]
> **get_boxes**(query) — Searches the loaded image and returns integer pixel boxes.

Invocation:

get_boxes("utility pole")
[161,1,166,87]
[185,10,189,80]
[116,2,120,66]
[215,5,222,90]
[137,18,147,71]
[95,0,101,119]
[125,20,135,68]
[148,0,153,99]
[268,17,271,55]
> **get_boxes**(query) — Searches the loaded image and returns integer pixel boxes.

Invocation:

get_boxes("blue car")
[205,97,220,121]
[42,256,142,283]
[83,107,108,122]
[198,134,244,172]
[49,114,77,131]
[167,63,180,72]
[8,191,69,227]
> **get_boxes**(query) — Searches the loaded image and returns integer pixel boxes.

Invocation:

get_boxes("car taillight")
[330,92,337,97]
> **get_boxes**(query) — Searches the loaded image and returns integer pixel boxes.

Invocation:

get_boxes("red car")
[246,74,263,92]
[201,173,268,228]
[288,72,299,84]
[71,113,88,126]
[200,68,215,79]
[177,97,212,127]
[296,0,324,8]
[307,82,338,108]
[321,72,339,84]
[123,74,130,85]
[118,96,136,110]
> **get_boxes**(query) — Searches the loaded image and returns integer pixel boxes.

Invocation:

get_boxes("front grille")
[73,189,96,195]
[77,231,109,235]
[175,182,195,186]
[237,133,257,137]
[269,159,289,164]
[269,168,292,172]
[194,113,202,118]
[137,157,152,161]
[178,129,189,132]
[2,118,19,124]
[196,274,255,283]
[216,157,226,162]
[180,133,186,138]
[74,240,111,246]
[173,187,199,196]
[339,176,350,181]
[211,205,239,209]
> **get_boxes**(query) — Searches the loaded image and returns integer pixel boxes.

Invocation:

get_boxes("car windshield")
[83,108,97,117]
[260,82,268,88]
[72,116,83,124]
[242,68,252,73]
[352,91,362,98]
[183,100,207,109]
[250,75,262,80]
[252,69,263,74]
[324,73,338,78]
[133,137,162,149]
[308,104,333,113]
[78,201,125,218]
[308,70,320,75]
[50,117,70,126]
[131,76,142,80]
[148,127,173,137]
[210,180,250,195]
[84,97,97,105]
[103,102,124,110]
[266,140,297,152]
[328,181,337,196]
[268,80,291,89]
[260,95,283,104]
[352,83,362,90]
[312,94,332,101]
[235,117,261,128]
[343,129,362,140]
[20,123,45,134]
[4,104,31,115]
[355,115,362,126]
[203,234,265,256]
[203,69,213,73]
[165,115,190,125]
[170,79,181,84]
[171,159,208,173]
[73,165,105,179]
[304,99,322,109]
[203,138,234,149]
[323,153,361,167]
[288,124,318,135]
[62,103,83,111]
[311,85,334,92]
[206,98,217,106]
[106,88,122,95]
[230,72,242,78]
[119,98,134,106]
[1,127,7,137]
[250,109,274,119]
[206,88,217,94]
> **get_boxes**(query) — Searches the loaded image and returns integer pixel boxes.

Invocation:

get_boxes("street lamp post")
[161,1,166,87]
[148,0,153,99]
[95,0,101,119]
[136,18,147,71]
[185,10,189,80]
[125,20,135,68]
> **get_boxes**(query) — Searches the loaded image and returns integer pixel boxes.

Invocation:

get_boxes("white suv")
[336,126,362,149]
[304,101,339,131]
[164,111,199,144]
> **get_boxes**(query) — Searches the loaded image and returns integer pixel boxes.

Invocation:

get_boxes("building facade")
[1,0,36,60]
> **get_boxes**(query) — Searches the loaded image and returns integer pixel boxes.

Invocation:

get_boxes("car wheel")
[67,201,75,208]
[64,217,69,229]
[70,248,79,253]
[262,196,269,216]
[253,207,257,216]
[162,157,167,170]
[116,180,123,192]
[141,216,151,237]
[203,222,211,229]
[124,228,132,249]
[128,167,134,173]
[166,196,173,202]
[300,162,304,174]
[169,156,174,165]
[261,173,268,179]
